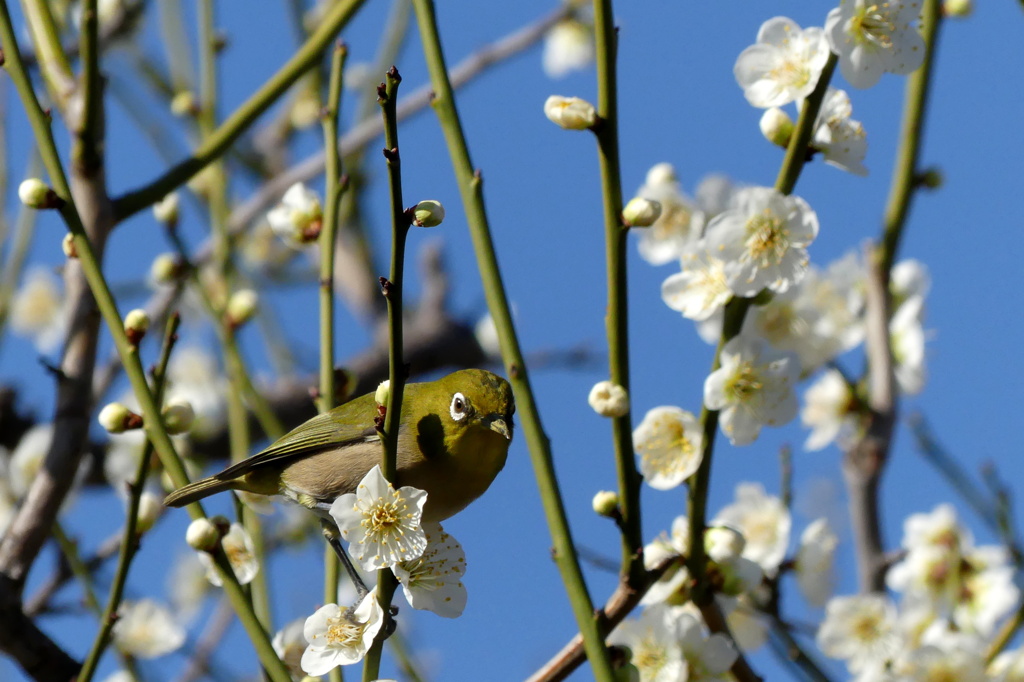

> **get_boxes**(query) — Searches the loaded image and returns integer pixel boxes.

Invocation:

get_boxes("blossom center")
[725,363,763,403]
[364,499,403,536]
[850,5,895,49]
[632,638,668,674]
[325,615,364,648]
[743,210,789,267]
[850,611,883,643]
[768,58,810,91]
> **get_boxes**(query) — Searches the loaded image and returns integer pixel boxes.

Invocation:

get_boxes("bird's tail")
[164,476,237,507]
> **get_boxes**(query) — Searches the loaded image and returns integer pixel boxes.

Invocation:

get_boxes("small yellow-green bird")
[165,368,514,523]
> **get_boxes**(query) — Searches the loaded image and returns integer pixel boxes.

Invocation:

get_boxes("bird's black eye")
[450,392,467,421]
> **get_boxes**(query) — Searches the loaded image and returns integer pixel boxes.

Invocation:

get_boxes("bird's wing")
[212,393,380,481]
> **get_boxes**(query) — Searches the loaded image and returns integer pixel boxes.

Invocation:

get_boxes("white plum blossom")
[817,593,902,674]
[272,618,308,680]
[795,518,838,606]
[801,369,860,451]
[301,592,384,674]
[991,648,1024,682]
[719,594,770,652]
[393,522,468,619]
[9,267,67,353]
[809,87,868,176]
[825,0,926,89]
[543,95,597,130]
[542,19,594,78]
[694,173,741,223]
[678,613,739,681]
[891,625,987,681]
[635,163,705,265]
[632,406,704,490]
[703,335,799,446]
[112,599,186,659]
[891,258,931,308]
[661,246,732,321]
[607,605,687,682]
[330,465,428,571]
[588,380,629,418]
[745,255,866,376]
[641,516,691,606]
[267,182,323,246]
[887,504,1018,635]
[704,187,819,297]
[714,482,791,572]
[197,522,260,587]
[166,346,227,439]
[734,17,830,108]
[8,423,53,498]
[890,293,927,395]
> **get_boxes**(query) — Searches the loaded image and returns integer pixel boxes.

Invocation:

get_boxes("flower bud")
[150,253,183,285]
[645,163,677,187]
[124,308,150,346]
[588,380,629,418]
[171,90,198,117]
[705,525,746,564]
[622,197,662,228]
[919,167,943,190]
[163,399,195,435]
[267,182,323,245]
[153,192,180,226]
[411,200,445,228]
[62,233,78,259]
[759,107,794,148]
[19,178,62,209]
[543,95,597,130]
[226,289,259,328]
[136,491,163,533]
[186,517,221,552]
[99,402,142,433]
[592,490,620,517]
[374,380,391,406]
[944,0,972,17]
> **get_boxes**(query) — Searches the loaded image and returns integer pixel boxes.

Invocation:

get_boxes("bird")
[164,368,515,524]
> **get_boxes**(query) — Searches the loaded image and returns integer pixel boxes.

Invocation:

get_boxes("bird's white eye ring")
[450,393,467,421]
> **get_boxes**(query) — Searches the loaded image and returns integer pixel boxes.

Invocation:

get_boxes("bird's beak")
[486,415,511,440]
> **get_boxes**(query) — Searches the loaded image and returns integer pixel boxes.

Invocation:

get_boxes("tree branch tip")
[387,65,401,82]
[383,146,399,162]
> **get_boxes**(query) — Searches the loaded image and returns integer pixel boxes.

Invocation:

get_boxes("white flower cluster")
[817,504,1019,679]
[629,156,929,452]
[622,483,838,675]
[733,4,925,177]
[295,466,465,675]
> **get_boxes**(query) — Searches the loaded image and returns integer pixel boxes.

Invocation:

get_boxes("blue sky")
[2,0,1023,679]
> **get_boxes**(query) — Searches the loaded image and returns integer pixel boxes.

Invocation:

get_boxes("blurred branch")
[111,0,370,223]
[226,3,571,234]
[842,0,942,594]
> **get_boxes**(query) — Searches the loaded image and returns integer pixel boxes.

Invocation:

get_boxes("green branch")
[591,0,643,588]
[409,1,615,679]
[77,314,181,682]
[363,65,409,682]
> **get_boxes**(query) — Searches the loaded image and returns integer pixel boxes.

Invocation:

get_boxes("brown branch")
[841,249,896,593]
[525,558,673,682]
